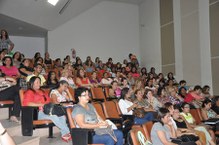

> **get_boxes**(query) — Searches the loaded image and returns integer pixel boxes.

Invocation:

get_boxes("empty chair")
[92,102,106,120]
[90,87,106,101]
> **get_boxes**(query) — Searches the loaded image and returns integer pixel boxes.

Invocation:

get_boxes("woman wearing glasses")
[72,87,123,145]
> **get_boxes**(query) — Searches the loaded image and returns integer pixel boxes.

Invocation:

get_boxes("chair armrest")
[106,97,118,101]
[121,115,134,121]
[71,128,94,145]
[21,107,35,136]
[92,98,105,102]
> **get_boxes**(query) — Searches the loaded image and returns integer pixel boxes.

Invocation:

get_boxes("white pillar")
[173,0,183,81]
[198,0,213,93]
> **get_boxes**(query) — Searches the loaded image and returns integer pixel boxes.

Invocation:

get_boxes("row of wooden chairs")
[18,86,121,138]
[68,86,116,103]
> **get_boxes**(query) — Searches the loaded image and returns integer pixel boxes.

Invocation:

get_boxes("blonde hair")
[61,69,68,77]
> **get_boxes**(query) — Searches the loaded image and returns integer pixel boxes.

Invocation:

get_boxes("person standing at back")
[0,29,14,54]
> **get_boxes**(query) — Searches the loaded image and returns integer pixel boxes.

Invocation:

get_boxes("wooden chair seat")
[33,119,54,125]
[0,100,14,118]
[0,100,14,106]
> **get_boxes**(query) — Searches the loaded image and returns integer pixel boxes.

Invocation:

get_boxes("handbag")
[171,134,199,144]
[94,125,117,142]
[180,134,199,142]
[133,108,145,118]
[43,103,66,117]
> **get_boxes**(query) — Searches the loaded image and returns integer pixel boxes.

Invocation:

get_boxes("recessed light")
[48,0,59,6]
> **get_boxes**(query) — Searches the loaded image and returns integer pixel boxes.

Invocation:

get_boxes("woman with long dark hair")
[46,71,58,88]
[23,76,71,142]
[50,80,73,104]
[0,29,14,53]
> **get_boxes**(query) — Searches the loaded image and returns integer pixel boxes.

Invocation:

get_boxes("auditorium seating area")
[1,50,219,145]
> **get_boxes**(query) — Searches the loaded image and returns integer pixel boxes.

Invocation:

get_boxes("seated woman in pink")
[0,56,20,78]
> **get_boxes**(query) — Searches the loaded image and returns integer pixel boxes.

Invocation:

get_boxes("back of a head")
[164,102,173,109]
[193,85,202,91]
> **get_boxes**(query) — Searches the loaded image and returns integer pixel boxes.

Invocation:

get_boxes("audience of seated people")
[151,108,200,145]
[2,45,219,144]
[180,102,216,144]
[119,88,154,125]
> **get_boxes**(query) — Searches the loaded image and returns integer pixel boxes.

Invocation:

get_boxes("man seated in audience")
[26,63,46,86]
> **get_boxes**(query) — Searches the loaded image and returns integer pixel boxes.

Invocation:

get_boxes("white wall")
[48,1,140,63]
[139,0,161,72]
[10,36,45,58]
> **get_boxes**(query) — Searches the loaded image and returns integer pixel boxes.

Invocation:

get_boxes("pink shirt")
[0,66,19,77]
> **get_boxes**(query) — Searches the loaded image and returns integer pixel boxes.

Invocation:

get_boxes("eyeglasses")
[80,94,89,97]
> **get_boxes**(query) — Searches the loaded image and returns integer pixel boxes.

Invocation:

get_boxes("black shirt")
[211,105,219,114]
[174,119,187,128]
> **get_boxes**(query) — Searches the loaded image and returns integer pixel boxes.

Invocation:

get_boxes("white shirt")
[118,99,133,115]
[60,77,75,87]
[50,89,67,102]
[170,117,177,130]
[101,78,112,85]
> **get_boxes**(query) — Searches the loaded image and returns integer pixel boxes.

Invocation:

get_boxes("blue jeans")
[38,111,70,136]
[134,112,154,125]
[92,129,123,145]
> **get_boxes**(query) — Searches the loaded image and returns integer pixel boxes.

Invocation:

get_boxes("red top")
[184,93,194,103]
[131,73,140,78]
[76,77,89,86]
[23,89,50,110]
[184,92,203,103]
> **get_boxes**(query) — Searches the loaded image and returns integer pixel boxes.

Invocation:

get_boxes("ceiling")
[0,0,145,37]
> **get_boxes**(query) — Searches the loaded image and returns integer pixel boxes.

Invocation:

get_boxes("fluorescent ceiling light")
[48,0,59,6]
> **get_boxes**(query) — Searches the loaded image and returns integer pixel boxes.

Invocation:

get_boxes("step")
[32,126,60,137]
[1,119,21,136]
[13,136,40,145]
[1,119,60,137]
[40,133,72,145]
